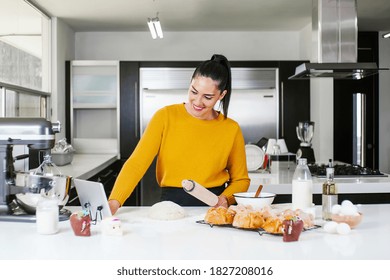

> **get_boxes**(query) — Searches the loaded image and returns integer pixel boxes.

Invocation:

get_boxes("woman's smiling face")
[185,75,226,120]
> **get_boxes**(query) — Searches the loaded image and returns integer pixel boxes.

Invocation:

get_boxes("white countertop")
[55,153,118,179]
[1,204,389,260]
[248,162,390,194]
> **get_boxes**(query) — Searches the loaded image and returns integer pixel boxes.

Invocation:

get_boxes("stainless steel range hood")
[289,0,387,80]
[290,62,383,79]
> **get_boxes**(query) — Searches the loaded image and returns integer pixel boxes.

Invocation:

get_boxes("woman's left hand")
[215,195,229,208]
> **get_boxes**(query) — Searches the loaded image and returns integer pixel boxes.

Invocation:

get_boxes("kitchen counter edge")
[56,153,118,180]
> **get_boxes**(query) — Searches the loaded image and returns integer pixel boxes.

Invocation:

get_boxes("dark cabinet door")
[278,61,311,156]
[119,61,141,206]
[119,61,140,159]
[334,32,379,168]
[88,161,122,197]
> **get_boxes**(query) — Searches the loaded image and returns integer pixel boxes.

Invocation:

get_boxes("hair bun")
[211,54,227,62]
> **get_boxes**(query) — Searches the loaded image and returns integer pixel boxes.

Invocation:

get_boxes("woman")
[108,54,250,214]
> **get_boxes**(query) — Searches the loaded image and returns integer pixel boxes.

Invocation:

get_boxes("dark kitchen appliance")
[296,121,315,164]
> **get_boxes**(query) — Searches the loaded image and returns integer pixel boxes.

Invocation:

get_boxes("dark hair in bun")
[191,54,232,118]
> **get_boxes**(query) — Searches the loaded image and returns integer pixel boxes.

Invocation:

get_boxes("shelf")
[73,104,117,109]
[73,95,116,106]
[73,91,116,95]
[73,138,119,156]
[70,61,120,158]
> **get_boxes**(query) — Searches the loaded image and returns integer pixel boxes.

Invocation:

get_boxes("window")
[0,0,51,117]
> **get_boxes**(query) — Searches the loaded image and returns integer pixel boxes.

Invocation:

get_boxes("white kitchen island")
[1,204,389,260]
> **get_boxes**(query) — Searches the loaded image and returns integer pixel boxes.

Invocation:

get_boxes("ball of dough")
[148,201,186,220]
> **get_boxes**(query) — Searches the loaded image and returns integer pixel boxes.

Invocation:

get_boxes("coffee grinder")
[296,121,316,163]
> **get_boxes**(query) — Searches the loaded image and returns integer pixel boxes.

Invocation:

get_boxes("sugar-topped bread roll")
[204,206,235,225]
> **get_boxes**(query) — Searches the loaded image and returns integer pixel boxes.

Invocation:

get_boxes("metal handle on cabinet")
[98,169,114,181]
[135,81,138,138]
[280,81,284,138]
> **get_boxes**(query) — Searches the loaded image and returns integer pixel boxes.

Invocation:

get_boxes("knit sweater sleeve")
[221,126,251,205]
[108,108,166,205]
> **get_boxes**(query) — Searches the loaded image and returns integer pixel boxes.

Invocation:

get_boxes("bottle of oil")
[322,159,338,220]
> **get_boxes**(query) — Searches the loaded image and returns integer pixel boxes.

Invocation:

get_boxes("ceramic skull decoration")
[101,217,123,236]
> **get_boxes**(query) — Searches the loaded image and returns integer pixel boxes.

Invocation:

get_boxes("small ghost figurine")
[101,217,123,236]
[70,210,91,237]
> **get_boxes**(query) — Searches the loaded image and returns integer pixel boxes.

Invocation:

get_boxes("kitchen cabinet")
[65,61,130,205]
[118,62,140,160]
[278,61,310,155]
[334,32,380,169]
[118,61,141,205]
[68,61,120,157]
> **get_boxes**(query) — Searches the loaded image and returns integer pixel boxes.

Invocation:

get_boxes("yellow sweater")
[109,103,250,205]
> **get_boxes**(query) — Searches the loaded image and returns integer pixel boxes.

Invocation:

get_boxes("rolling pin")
[182,179,219,206]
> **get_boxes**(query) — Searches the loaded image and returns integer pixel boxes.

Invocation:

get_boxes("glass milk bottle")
[322,160,338,220]
[36,197,59,235]
[292,158,313,210]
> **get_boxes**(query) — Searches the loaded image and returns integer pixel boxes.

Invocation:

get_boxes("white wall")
[300,23,334,164]
[299,24,312,61]
[51,17,75,140]
[75,31,305,61]
[310,79,333,164]
[378,32,390,173]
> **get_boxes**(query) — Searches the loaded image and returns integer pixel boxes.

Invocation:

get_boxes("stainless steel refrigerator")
[139,67,279,205]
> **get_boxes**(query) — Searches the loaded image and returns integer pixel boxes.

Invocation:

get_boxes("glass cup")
[36,198,59,235]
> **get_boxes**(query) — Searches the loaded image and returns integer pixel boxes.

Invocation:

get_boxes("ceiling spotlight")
[383,32,390,39]
[147,14,163,39]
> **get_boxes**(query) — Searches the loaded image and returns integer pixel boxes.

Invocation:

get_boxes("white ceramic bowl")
[331,213,363,229]
[233,192,276,209]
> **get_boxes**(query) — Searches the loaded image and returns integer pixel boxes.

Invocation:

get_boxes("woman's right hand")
[215,195,229,208]
[108,199,121,215]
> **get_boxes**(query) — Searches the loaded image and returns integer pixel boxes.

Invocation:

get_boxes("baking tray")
[196,220,320,236]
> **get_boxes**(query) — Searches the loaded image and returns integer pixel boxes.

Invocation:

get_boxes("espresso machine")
[296,121,316,163]
[0,118,70,222]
